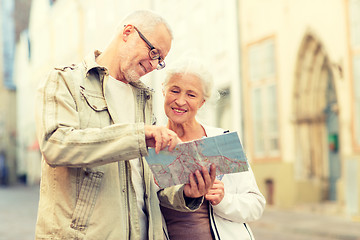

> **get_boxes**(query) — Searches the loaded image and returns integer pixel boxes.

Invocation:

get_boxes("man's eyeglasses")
[133,26,166,70]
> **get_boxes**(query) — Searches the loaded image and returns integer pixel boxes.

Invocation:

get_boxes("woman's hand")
[183,164,216,198]
[205,179,225,205]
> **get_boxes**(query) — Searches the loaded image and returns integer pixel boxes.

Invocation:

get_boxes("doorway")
[324,69,340,201]
[293,34,341,201]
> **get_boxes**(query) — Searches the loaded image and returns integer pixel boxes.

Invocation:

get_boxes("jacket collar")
[83,50,153,95]
[83,50,107,75]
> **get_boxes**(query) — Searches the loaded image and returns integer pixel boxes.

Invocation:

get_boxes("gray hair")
[163,59,214,101]
[120,10,173,39]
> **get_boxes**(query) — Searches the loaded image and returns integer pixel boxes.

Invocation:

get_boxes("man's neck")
[96,45,127,83]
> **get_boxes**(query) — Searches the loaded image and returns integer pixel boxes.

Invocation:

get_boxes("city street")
[0,184,359,240]
[0,184,39,240]
[249,206,360,240]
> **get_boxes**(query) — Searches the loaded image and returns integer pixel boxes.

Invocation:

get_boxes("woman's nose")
[175,95,186,105]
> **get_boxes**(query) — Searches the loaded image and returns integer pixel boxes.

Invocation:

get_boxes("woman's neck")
[167,120,206,142]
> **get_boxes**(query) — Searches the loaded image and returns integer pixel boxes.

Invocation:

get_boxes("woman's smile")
[172,107,188,114]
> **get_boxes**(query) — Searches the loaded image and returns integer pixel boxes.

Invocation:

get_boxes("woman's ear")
[199,99,206,108]
[162,83,166,96]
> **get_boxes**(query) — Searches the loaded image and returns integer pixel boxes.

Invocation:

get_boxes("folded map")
[145,131,249,188]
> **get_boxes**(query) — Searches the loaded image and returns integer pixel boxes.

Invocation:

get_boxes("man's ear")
[122,25,133,42]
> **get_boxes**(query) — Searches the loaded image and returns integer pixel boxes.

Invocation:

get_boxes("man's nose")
[149,59,158,70]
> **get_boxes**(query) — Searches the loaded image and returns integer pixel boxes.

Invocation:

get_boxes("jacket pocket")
[80,86,107,112]
[79,86,110,128]
[70,170,104,232]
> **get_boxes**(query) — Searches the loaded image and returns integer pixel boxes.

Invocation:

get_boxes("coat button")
[70,223,75,228]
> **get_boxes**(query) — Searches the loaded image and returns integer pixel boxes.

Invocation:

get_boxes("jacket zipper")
[244,223,253,240]
[163,228,170,240]
[210,204,254,240]
[209,204,221,240]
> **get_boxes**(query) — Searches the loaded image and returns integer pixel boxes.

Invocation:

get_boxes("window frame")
[348,0,360,151]
[245,36,281,161]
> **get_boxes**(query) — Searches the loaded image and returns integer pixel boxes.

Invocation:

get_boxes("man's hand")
[145,125,181,154]
[205,179,225,206]
[183,164,216,198]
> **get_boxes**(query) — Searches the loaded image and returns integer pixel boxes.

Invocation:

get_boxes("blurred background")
[0,0,360,239]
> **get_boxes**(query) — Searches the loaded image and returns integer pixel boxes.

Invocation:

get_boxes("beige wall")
[0,0,17,185]
[19,0,242,182]
[18,0,360,218]
[240,0,350,163]
[240,0,360,218]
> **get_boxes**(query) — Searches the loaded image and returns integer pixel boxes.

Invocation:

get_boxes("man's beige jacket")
[35,51,200,240]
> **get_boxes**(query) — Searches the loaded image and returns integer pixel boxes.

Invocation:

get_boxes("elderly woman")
[158,60,266,240]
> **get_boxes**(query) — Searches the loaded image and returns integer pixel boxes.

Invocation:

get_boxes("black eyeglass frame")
[132,26,166,70]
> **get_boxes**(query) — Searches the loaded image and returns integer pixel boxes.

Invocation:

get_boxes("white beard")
[120,47,142,82]
[124,68,141,82]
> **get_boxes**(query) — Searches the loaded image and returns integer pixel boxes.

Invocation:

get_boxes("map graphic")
[145,132,249,188]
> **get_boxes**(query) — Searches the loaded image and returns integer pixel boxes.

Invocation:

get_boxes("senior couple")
[35,10,265,240]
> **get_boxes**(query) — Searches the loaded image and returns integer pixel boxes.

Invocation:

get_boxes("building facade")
[239,0,360,219]
[13,0,360,219]
[0,0,17,185]
[16,0,241,185]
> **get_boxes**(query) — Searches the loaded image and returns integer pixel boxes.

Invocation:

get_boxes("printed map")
[145,132,248,188]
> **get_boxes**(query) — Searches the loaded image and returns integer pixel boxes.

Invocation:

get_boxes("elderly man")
[35,10,215,240]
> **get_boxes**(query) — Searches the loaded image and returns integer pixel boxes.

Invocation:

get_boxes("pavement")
[0,184,359,240]
[249,206,360,240]
[0,184,39,240]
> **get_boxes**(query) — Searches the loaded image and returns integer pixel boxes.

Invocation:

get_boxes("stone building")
[0,0,17,185]
[16,0,241,185]
[239,0,360,219]
[13,0,360,219]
